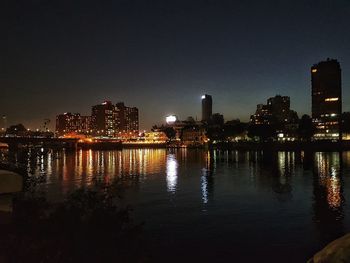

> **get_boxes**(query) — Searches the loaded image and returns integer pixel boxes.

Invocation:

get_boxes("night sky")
[2,0,350,130]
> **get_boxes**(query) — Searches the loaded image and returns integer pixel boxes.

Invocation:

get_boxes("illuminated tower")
[201,94,212,122]
[311,59,342,140]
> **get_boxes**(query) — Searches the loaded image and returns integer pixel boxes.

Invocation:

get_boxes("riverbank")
[211,141,350,151]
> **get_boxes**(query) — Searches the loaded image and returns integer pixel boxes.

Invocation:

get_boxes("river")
[3,148,350,262]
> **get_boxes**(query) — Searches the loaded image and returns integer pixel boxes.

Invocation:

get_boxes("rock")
[0,170,23,194]
[308,233,350,263]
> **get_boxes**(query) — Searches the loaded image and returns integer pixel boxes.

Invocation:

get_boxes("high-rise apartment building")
[250,95,297,125]
[91,101,116,137]
[56,113,91,136]
[201,94,212,122]
[311,59,342,140]
[115,102,139,133]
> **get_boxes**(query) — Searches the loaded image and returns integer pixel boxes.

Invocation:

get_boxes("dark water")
[5,149,350,262]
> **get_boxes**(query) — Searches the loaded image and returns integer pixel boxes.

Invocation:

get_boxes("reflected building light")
[328,175,341,209]
[76,150,83,187]
[166,154,178,193]
[87,149,93,177]
[46,152,52,185]
[201,168,208,204]
[40,155,45,173]
[278,151,285,176]
[315,152,342,209]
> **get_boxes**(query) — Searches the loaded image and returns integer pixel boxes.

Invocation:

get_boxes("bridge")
[0,137,79,150]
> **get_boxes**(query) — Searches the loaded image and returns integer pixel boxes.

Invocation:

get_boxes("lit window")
[325,98,339,102]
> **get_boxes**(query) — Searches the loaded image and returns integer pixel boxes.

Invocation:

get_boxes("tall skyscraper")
[311,59,342,140]
[91,101,116,137]
[115,102,139,133]
[201,94,212,122]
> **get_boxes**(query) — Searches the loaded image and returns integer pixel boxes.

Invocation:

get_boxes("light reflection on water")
[4,148,350,262]
[166,154,178,193]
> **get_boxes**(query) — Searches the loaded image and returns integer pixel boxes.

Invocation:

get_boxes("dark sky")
[2,0,350,130]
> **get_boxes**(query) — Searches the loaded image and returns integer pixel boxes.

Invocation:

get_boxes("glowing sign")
[166,115,177,124]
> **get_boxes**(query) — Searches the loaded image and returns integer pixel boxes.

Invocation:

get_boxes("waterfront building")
[311,59,342,140]
[250,104,272,125]
[250,95,298,126]
[201,94,212,122]
[267,95,291,123]
[144,131,168,143]
[56,113,92,136]
[115,102,139,134]
[181,126,208,146]
[91,101,116,137]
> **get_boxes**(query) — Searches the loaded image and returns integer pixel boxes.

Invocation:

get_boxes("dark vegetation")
[0,149,147,263]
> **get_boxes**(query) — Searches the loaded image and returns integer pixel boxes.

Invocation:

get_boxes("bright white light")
[325,98,339,102]
[201,168,208,204]
[166,154,178,193]
[201,95,206,99]
[166,115,177,124]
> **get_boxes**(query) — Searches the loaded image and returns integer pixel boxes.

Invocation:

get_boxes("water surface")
[5,149,350,262]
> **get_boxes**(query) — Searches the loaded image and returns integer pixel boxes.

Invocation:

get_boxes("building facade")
[56,113,91,136]
[115,102,139,134]
[250,95,297,126]
[201,94,212,122]
[91,101,116,137]
[311,59,342,140]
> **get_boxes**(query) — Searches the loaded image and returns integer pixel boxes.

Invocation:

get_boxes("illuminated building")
[250,104,272,125]
[115,102,139,133]
[250,95,297,125]
[181,126,208,146]
[56,113,91,136]
[202,94,212,122]
[311,59,342,140]
[144,131,168,142]
[91,101,116,137]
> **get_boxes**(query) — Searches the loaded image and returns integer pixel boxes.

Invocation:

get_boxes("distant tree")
[185,116,195,124]
[164,127,176,141]
[298,114,315,141]
[6,124,27,136]
[223,120,248,139]
[247,124,275,142]
[151,125,159,131]
[206,126,225,142]
[0,181,145,262]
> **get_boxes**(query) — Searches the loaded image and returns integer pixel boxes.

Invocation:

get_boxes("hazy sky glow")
[2,0,350,130]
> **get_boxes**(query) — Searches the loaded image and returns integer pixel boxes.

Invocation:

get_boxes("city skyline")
[2,1,350,130]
